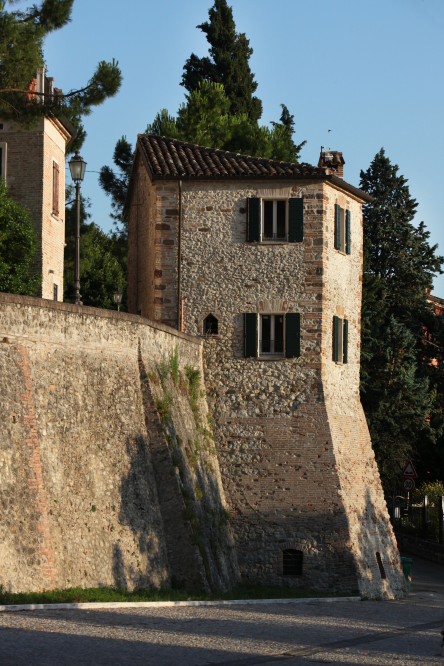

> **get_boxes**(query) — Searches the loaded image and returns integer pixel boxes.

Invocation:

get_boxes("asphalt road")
[0,553,442,666]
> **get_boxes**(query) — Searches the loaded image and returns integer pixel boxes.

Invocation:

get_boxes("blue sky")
[40,0,444,293]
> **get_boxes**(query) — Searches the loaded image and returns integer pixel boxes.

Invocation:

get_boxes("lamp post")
[68,150,87,305]
[114,287,123,312]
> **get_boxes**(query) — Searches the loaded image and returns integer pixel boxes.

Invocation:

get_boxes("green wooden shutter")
[247,198,261,242]
[285,313,301,358]
[343,319,348,363]
[346,210,351,255]
[244,313,258,357]
[288,198,303,242]
[333,316,339,362]
[334,204,340,250]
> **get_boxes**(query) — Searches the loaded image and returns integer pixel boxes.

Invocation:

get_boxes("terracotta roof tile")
[133,134,374,203]
[138,134,329,180]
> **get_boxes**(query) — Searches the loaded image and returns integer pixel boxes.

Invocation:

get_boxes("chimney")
[318,149,345,179]
[36,66,46,104]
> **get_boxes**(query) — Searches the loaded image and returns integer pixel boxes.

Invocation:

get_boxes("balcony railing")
[262,231,288,241]
[260,339,284,356]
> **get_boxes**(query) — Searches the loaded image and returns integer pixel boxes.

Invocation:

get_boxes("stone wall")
[130,176,407,598]
[0,293,237,593]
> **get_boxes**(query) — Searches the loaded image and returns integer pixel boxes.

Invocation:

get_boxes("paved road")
[0,554,443,666]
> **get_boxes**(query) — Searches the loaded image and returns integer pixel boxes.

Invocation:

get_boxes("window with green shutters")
[245,312,301,358]
[334,204,351,255]
[247,198,261,242]
[332,315,348,364]
[247,197,303,243]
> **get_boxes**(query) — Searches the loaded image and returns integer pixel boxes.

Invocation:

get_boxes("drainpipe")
[176,180,182,330]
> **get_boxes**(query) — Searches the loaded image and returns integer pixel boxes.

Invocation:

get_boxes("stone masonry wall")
[144,177,407,599]
[0,293,236,593]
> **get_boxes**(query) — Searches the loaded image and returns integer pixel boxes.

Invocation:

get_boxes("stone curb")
[0,596,361,612]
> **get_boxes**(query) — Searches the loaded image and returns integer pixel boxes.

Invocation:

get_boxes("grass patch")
[0,583,355,606]
[170,346,179,386]
[155,392,173,423]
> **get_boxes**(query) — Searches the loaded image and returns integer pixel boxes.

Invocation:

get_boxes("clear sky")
[39,0,444,294]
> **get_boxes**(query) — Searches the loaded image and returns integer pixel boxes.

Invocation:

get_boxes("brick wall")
[0,116,69,301]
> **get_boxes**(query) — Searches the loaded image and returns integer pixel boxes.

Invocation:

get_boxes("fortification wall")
[0,293,237,593]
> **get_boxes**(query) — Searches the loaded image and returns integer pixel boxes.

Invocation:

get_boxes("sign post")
[401,460,418,515]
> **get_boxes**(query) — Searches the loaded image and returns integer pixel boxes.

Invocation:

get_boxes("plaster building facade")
[124,135,407,598]
[1,66,75,300]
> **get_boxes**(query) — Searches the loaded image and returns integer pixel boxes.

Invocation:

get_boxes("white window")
[262,200,287,241]
[52,160,59,216]
[260,313,284,356]
[0,142,7,182]
[334,204,351,254]
[339,208,346,252]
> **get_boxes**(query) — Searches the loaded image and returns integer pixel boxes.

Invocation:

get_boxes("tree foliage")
[360,149,444,490]
[147,81,305,163]
[181,0,262,123]
[0,180,41,295]
[98,136,133,237]
[0,0,122,152]
[64,189,126,310]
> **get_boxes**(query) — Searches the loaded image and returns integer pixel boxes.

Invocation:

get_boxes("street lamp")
[68,150,87,305]
[114,287,123,312]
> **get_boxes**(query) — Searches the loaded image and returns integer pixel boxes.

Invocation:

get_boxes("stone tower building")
[125,134,407,598]
[1,66,76,300]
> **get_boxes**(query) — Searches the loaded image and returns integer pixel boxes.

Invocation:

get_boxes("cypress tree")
[181,0,262,123]
[360,149,444,489]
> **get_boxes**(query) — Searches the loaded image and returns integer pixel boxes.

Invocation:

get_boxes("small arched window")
[204,314,218,336]
[282,549,303,576]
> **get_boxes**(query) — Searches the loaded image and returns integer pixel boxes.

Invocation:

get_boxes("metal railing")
[260,339,284,355]
[387,494,444,543]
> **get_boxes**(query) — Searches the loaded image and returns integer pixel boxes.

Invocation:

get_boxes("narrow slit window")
[52,161,59,216]
[283,549,303,576]
[204,314,218,335]
[376,552,386,579]
[53,284,58,301]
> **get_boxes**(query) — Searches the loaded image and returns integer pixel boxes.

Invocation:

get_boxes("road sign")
[401,460,418,478]
[403,477,415,492]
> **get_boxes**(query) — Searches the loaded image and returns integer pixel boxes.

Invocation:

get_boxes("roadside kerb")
[0,596,361,612]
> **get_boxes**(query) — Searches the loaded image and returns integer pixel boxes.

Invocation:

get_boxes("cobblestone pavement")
[0,555,443,666]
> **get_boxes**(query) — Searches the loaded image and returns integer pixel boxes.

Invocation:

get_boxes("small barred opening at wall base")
[283,549,303,576]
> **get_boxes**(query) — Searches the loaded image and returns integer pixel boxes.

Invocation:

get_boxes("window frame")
[261,198,288,242]
[0,142,7,183]
[333,315,348,364]
[335,204,351,255]
[203,313,219,337]
[52,159,60,217]
[53,283,58,301]
[259,313,285,357]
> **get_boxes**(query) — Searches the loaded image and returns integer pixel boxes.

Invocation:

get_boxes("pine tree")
[359,149,444,490]
[0,0,121,151]
[98,136,133,238]
[146,81,303,162]
[181,0,262,123]
[64,189,126,310]
[0,181,41,296]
